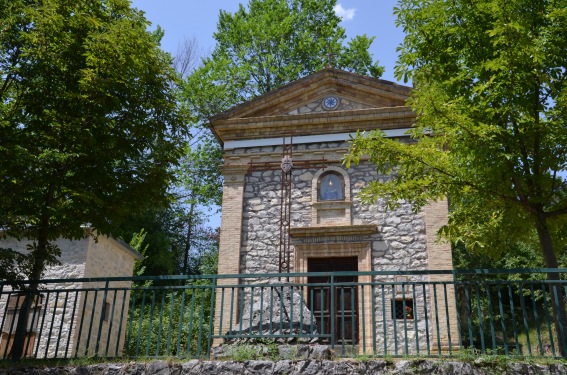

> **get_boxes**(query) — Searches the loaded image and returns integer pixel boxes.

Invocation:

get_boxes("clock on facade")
[322,95,339,110]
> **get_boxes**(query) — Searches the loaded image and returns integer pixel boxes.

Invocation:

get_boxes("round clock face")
[323,96,339,110]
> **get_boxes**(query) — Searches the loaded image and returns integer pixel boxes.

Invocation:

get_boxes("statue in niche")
[319,173,343,201]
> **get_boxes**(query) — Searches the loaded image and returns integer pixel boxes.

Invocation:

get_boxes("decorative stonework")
[287,96,372,115]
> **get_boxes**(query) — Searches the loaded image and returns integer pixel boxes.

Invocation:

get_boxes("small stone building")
[0,229,142,358]
[209,69,457,352]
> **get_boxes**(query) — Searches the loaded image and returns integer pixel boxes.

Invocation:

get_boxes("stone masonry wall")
[0,237,89,358]
[237,142,428,275]
[233,141,432,354]
[1,359,564,375]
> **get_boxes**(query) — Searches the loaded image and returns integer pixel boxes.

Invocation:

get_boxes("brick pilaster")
[425,198,459,352]
[213,164,248,348]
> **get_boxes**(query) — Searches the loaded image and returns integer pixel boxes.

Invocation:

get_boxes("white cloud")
[333,4,356,21]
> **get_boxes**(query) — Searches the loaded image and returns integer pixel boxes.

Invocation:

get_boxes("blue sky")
[130,1,406,83]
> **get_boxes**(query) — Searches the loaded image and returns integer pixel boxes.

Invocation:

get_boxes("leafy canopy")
[183,0,384,119]
[346,0,567,262]
[0,0,188,280]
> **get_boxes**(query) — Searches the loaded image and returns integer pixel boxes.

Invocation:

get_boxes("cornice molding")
[289,224,378,238]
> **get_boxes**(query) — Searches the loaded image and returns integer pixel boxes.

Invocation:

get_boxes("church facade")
[209,69,456,352]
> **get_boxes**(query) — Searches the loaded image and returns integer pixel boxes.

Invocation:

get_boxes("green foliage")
[117,207,219,277]
[129,228,150,278]
[0,0,188,281]
[227,345,262,362]
[346,0,567,265]
[173,137,222,275]
[177,138,224,209]
[182,0,384,120]
[454,238,567,283]
[116,207,186,276]
[126,282,215,358]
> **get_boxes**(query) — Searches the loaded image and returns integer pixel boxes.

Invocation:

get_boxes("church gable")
[210,68,411,121]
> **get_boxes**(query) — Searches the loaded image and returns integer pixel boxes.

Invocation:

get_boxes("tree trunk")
[534,213,567,358]
[10,229,49,361]
[183,202,195,275]
[10,184,54,361]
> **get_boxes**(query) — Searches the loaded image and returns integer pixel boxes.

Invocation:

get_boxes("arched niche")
[311,166,352,225]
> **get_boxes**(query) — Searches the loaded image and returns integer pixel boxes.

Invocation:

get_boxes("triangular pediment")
[209,69,414,145]
[210,68,411,121]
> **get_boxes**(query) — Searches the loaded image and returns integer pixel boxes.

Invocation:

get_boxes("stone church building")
[209,68,456,352]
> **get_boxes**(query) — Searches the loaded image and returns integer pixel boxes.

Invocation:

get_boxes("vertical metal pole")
[95,281,109,357]
[541,283,556,357]
[330,274,335,350]
[206,277,217,357]
[279,132,293,279]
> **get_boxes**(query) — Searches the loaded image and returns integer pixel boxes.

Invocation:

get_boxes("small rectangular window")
[391,298,414,320]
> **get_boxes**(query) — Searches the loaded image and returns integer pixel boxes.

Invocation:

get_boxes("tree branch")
[543,205,567,219]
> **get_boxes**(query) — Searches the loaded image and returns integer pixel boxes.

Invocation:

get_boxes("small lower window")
[392,298,414,320]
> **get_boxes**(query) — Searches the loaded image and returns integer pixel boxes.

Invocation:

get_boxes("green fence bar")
[116,289,128,358]
[185,288,196,355]
[496,286,508,356]
[507,284,521,354]
[206,279,217,357]
[485,284,497,351]
[175,290,187,356]
[422,283,430,356]
[541,283,555,357]
[412,285,419,354]
[518,283,532,355]
[381,284,387,355]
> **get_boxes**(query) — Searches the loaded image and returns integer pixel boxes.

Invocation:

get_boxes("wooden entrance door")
[308,257,358,345]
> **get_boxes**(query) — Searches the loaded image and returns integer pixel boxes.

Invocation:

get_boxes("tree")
[0,0,187,359]
[114,36,221,278]
[175,138,223,274]
[346,0,567,355]
[115,206,187,276]
[172,36,204,80]
[182,0,384,120]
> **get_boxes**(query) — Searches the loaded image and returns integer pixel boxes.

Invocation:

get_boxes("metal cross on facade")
[248,132,326,276]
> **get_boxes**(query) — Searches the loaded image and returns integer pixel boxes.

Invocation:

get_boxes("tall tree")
[175,138,223,274]
[0,0,187,358]
[346,0,567,355]
[182,0,384,119]
[170,36,222,275]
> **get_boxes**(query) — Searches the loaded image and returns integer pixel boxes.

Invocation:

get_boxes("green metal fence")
[0,269,566,360]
